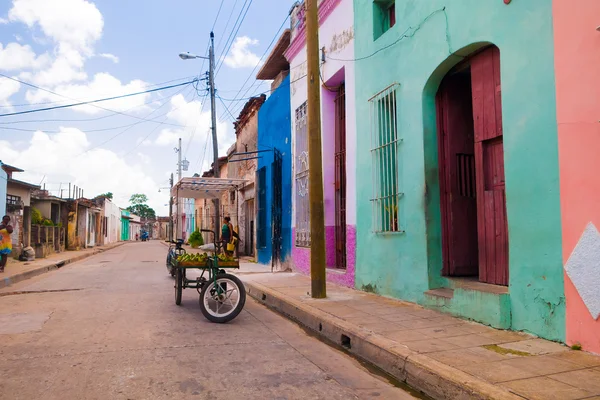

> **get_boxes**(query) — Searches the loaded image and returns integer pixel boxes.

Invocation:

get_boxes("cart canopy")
[172,177,248,199]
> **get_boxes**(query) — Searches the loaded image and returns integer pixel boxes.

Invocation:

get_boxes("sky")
[0,0,295,215]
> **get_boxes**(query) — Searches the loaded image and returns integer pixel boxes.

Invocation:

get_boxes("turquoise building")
[352,0,564,341]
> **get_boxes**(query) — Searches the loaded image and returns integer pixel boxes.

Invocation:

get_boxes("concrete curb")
[1,242,126,290]
[244,280,522,400]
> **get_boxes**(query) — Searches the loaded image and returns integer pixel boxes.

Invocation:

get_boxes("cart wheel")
[199,273,246,323]
[166,254,175,277]
[175,268,183,305]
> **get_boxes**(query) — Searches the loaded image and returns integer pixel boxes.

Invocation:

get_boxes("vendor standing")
[0,215,14,273]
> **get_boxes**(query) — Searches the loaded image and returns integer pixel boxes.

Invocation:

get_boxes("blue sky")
[0,0,295,214]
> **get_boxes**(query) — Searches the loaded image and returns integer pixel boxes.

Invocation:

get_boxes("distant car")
[141,231,149,241]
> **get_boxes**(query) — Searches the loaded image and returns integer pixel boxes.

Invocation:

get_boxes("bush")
[188,230,204,248]
[31,208,43,225]
[41,219,54,226]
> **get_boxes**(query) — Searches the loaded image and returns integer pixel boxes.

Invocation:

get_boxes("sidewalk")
[1,242,125,289]
[241,271,600,400]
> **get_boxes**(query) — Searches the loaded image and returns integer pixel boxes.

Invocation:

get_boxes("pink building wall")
[553,0,600,354]
[288,0,356,287]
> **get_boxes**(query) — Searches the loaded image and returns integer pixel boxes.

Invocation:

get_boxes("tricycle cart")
[171,230,245,323]
[169,177,248,323]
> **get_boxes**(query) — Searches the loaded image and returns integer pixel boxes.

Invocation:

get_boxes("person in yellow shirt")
[0,215,14,272]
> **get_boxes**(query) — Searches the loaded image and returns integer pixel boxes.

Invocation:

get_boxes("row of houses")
[0,162,161,260]
[174,0,600,352]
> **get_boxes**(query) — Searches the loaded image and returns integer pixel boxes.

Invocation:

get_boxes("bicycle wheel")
[166,251,175,277]
[199,273,246,323]
[175,268,183,305]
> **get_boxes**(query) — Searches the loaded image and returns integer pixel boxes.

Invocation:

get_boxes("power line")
[0,75,197,109]
[214,0,242,62]
[0,85,191,134]
[217,95,238,121]
[0,73,196,125]
[211,0,226,31]
[215,0,254,76]
[0,80,195,118]
[226,14,289,116]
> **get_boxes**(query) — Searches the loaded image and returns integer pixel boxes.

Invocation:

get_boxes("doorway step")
[424,278,511,329]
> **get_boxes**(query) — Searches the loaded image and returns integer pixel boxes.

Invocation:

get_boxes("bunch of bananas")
[217,254,235,262]
[177,253,208,263]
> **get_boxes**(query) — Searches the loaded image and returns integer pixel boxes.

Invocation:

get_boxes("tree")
[127,193,156,221]
[96,192,113,200]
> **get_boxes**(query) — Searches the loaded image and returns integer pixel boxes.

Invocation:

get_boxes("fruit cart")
[170,177,248,323]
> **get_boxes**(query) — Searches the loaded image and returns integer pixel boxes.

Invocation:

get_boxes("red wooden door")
[334,84,347,269]
[437,72,479,277]
[471,46,509,286]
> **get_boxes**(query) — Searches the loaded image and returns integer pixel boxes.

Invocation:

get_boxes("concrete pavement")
[242,271,600,400]
[1,241,125,289]
[0,241,418,399]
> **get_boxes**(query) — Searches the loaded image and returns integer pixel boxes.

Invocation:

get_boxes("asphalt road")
[0,241,417,400]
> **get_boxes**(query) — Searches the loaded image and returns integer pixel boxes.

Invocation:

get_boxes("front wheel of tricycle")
[199,273,246,323]
[175,268,183,305]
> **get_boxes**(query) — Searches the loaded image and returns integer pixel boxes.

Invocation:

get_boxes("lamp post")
[179,32,220,244]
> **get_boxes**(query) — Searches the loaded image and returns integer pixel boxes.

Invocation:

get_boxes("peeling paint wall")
[354,0,565,341]
[553,0,600,353]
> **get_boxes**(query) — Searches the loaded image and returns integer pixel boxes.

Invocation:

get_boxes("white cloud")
[154,94,231,149]
[0,42,49,71]
[0,17,8,24]
[0,76,21,107]
[8,0,103,54]
[26,72,150,114]
[0,129,166,214]
[223,36,262,69]
[98,53,119,63]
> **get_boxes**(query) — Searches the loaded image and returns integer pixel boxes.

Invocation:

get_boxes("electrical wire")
[217,95,238,122]
[0,75,197,109]
[0,73,196,125]
[211,0,226,31]
[225,14,289,117]
[215,0,254,76]
[0,85,192,134]
[0,79,196,118]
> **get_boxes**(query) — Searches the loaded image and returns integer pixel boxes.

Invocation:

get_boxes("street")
[0,242,418,400]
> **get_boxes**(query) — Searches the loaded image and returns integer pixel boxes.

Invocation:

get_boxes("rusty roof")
[257,30,291,80]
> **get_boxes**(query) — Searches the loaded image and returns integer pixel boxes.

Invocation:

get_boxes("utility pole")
[306,0,326,298]
[209,31,220,243]
[169,173,174,242]
[177,137,182,182]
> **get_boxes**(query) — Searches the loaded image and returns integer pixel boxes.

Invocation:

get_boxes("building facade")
[229,96,265,258]
[256,35,293,269]
[554,0,600,353]
[353,0,564,341]
[288,0,357,286]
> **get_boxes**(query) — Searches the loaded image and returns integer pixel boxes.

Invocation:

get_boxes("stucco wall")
[257,76,293,267]
[353,0,564,341]
[289,0,357,287]
[553,0,600,353]
[0,167,6,215]
[7,184,32,207]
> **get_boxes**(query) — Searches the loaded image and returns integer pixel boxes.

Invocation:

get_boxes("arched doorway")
[436,45,508,286]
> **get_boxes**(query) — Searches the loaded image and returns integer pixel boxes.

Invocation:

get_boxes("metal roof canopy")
[172,177,248,199]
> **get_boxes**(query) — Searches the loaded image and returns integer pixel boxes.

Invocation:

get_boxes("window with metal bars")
[369,84,403,233]
[256,167,267,249]
[295,101,310,247]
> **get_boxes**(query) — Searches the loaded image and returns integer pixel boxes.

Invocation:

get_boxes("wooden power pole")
[306,0,326,299]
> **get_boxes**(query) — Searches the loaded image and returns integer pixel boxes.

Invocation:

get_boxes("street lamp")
[179,52,209,60]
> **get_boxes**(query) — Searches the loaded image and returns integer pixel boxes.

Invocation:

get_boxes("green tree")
[96,192,113,200]
[126,193,156,221]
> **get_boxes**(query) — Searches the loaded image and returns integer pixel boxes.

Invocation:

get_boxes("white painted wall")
[289,0,357,229]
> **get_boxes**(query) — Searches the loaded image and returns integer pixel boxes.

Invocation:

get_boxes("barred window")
[256,167,267,249]
[295,102,310,247]
[369,84,403,233]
